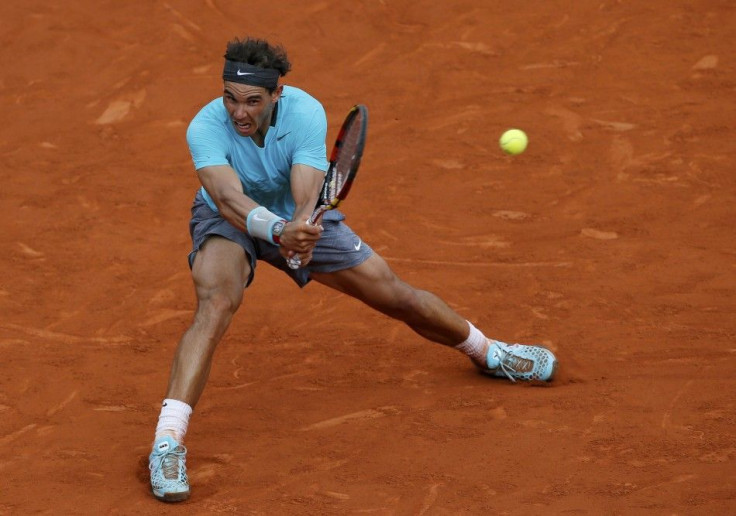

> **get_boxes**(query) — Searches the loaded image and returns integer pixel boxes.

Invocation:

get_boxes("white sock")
[455,321,489,365]
[155,398,192,443]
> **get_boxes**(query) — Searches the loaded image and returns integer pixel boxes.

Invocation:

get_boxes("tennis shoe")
[149,435,190,502]
[481,340,557,382]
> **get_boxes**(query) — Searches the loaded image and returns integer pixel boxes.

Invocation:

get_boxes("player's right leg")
[165,236,249,406]
[150,236,251,502]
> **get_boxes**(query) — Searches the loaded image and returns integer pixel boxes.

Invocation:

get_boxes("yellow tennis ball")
[499,129,528,155]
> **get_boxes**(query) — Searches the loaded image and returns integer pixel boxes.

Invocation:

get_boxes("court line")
[0,324,132,345]
[384,257,573,267]
[0,424,37,447]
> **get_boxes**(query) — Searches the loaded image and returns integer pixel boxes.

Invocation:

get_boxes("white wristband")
[245,206,285,245]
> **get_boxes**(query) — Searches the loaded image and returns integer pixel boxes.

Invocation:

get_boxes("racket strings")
[329,115,362,201]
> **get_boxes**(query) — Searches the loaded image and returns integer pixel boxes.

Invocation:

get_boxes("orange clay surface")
[1,1,735,514]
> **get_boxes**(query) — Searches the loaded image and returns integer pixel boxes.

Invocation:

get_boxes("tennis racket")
[287,104,368,269]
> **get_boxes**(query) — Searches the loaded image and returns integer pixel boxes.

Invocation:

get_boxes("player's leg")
[165,236,250,408]
[311,253,468,345]
[150,236,250,502]
[310,252,557,382]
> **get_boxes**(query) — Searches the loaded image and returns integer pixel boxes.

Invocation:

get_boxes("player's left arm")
[277,163,324,262]
[279,102,329,261]
[288,104,329,224]
[290,163,324,223]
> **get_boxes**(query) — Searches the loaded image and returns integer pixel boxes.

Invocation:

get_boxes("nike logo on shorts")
[354,238,362,251]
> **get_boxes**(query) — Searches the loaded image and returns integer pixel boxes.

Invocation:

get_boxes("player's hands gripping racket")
[287,104,368,269]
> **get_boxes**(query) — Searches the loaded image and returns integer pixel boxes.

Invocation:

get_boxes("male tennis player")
[148,37,558,502]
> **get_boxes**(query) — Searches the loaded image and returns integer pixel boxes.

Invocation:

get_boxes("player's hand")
[279,220,322,252]
[279,246,314,267]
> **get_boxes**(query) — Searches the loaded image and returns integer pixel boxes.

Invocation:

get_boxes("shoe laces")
[493,345,534,383]
[150,444,187,480]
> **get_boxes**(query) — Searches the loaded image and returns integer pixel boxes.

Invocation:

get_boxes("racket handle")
[284,207,328,270]
[285,214,314,269]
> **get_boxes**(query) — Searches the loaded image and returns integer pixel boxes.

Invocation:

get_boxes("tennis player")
[148,36,558,502]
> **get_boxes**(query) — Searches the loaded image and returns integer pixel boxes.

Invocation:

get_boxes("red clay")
[1,1,735,514]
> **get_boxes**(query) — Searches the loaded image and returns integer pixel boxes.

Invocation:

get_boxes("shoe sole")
[153,490,190,503]
[549,358,558,380]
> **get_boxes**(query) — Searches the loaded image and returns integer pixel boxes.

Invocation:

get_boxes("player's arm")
[275,163,324,262]
[197,164,322,253]
[196,164,257,233]
[290,163,324,224]
[279,105,329,262]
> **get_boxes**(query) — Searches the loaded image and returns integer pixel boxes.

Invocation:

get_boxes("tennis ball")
[499,129,528,155]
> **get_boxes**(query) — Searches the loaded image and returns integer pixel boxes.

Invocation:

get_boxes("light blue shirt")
[186,85,329,219]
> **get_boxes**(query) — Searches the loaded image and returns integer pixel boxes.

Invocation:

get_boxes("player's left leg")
[310,253,557,382]
[312,253,468,343]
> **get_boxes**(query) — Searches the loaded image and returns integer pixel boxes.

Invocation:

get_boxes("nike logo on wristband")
[252,213,269,222]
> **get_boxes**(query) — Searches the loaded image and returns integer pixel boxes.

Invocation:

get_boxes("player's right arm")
[196,165,257,233]
[197,165,321,254]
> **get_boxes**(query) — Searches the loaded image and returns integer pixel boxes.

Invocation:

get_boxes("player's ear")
[271,85,284,103]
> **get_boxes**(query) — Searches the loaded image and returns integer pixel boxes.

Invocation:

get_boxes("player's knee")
[384,284,425,319]
[197,288,241,323]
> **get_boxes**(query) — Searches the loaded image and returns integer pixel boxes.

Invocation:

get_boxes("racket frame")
[308,104,368,224]
[287,104,368,268]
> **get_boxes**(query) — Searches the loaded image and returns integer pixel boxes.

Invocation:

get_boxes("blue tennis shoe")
[149,435,190,502]
[481,340,557,382]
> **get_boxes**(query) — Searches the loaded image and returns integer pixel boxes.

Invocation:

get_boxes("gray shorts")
[188,191,373,288]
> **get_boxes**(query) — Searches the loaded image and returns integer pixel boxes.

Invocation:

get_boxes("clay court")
[1,1,735,514]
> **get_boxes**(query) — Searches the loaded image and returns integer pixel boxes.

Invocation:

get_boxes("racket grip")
[284,208,326,270]
[287,256,302,269]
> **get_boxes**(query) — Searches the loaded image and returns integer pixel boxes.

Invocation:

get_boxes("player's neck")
[251,126,269,147]
[251,102,277,147]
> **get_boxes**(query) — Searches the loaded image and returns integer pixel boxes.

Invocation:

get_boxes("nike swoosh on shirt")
[276,131,291,141]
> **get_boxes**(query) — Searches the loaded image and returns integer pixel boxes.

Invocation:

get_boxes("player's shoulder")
[190,98,227,124]
[280,86,325,116]
[188,98,227,127]
[187,98,229,137]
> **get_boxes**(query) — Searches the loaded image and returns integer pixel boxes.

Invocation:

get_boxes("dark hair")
[224,37,291,77]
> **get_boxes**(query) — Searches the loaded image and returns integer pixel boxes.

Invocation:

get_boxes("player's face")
[223,82,282,140]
